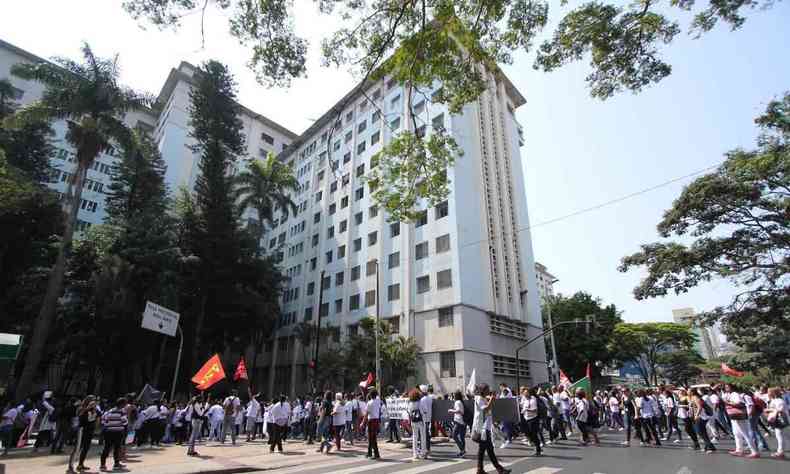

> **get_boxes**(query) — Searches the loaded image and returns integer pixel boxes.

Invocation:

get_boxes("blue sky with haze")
[2,0,788,323]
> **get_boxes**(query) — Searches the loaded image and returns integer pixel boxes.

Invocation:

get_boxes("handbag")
[471,431,481,443]
[768,413,787,429]
[725,406,747,420]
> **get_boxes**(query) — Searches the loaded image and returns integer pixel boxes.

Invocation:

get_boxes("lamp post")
[544,277,560,383]
[515,319,589,391]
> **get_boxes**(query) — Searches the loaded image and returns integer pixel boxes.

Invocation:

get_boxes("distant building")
[672,308,718,360]
[534,262,557,301]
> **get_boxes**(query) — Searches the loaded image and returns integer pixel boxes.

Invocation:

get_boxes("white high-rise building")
[534,261,557,301]
[1,38,548,395]
[672,308,718,360]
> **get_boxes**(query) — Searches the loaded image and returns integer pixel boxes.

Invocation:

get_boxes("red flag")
[586,363,591,380]
[559,369,572,387]
[359,372,374,389]
[233,357,249,381]
[721,362,745,377]
[192,354,226,390]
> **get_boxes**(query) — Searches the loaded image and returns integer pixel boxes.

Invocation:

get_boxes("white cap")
[419,384,428,392]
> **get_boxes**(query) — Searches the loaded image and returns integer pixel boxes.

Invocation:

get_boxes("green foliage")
[542,292,622,380]
[0,79,55,183]
[619,92,789,375]
[612,322,697,386]
[656,349,704,386]
[368,130,459,222]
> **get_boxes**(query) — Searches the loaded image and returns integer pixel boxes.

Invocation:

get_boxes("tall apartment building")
[1,37,548,395]
[672,308,718,360]
[534,261,557,301]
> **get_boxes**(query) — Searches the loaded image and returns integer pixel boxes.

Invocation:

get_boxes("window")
[365,290,376,307]
[435,200,448,219]
[440,351,456,378]
[387,78,397,90]
[312,233,319,247]
[348,324,358,337]
[334,140,341,151]
[317,170,325,182]
[322,275,331,290]
[366,260,377,276]
[354,212,363,225]
[326,250,333,264]
[314,212,321,224]
[336,271,344,286]
[357,141,366,155]
[389,317,400,334]
[432,113,445,131]
[416,210,428,227]
[338,244,346,258]
[307,282,315,295]
[345,130,353,143]
[342,173,350,186]
[320,302,329,317]
[436,234,451,253]
[355,187,364,201]
[335,299,343,314]
[261,132,274,145]
[350,294,360,310]
[310,257,317,271]
[413,100,425,115]
[356,163,365,177]
[372,110,381,122]
[353,238,362,252]
[370,131,380,145]
[351,265,361,281]
[369,205,378,218]
[438,307,454,327]
[416,125,426,138]
[341,196,349,208]
[327,226,334,238]
[390,117,401,130]
[390,94,400,110]
[330,181,338,193]
[339,219,348,233]
[417,275,430,294]
[345,111,353,123]
[415,241,429,260]
[315,191,323,203]
[357,121,367,133]
[437,269,452,289]
[269,238,276,249]
[304,307,313,321]
[388,284,400,301]
[388,252,400,269]
[390,222,400,237]
[329,203,336,215]
[343,152,351,164]
[370,155,379,169]
[368,231,378,246]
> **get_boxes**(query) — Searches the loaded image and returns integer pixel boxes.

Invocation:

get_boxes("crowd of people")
[1,381,788,473]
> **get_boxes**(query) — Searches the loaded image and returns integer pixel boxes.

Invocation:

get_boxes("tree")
[657,349,704,386]
[383,335,421,389]
[0,79,54,183]
[542,292,622,381]
[234,153,297,256]
[122,0,780,220]
[4,44,150,397]
[612,322,697,386]
[619,92,790,375]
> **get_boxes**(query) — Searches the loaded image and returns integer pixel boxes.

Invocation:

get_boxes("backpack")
[536,397,548,419]
[409,406,423,423]
[588,400,600,426]
[224,397,236,416]
[462,403,473,427]
[752,396,766,415]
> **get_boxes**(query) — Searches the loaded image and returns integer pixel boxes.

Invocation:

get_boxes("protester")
[331,393,346,452]
[723,383,759,458]
[472,383,511,474]
[74,396,99,472]
[448,390,466,457]
[186,394,206,456]
[100,397,128,471]
[365,389,382,459]
[766,387,787,459]
[408,388,426,460]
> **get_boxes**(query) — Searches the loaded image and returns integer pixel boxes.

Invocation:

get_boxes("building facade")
[534,261,557,301]
[672,308,718,360]
[2,38,548,395]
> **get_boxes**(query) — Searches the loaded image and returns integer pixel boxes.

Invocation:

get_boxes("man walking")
[221,390,241,444]
[365,389,382,459]
[100,398,128,471]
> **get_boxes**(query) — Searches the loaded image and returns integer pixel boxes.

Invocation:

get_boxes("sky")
[2,1,788,323]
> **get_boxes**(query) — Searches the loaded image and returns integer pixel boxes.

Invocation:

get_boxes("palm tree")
[234,153,298,256]
[5,43,151,397]
[383,336,421,387]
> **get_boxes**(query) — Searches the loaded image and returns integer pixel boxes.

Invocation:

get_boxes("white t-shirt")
[1,407,18,428]
[768,398,786,422]
[523,396,538,420]
[246,399,260,418]
[224,396,241,416]
[452,400,464,424]
[575,398,588,422]
[271,402,289,426]
[419,395,433,421]
[559,392,571,411]
[474,396,493,431]
[637,397,654,418]
[332,401,346,426]
[208,404,224,421]
[367,398,382,420]
[608,397,620,413]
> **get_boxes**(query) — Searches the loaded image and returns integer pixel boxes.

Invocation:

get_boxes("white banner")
[386,398,410,420]
[141,301,180,337]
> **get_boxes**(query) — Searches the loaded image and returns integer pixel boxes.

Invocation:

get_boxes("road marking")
[334,457,465,474]
[269,452,412,474]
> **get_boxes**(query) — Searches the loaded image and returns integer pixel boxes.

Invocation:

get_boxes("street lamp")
[543,278,560,384]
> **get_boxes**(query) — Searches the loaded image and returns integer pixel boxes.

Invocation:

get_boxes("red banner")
[359,372,373,389]
[234,357,248,381]
[192,354,226,390]
[559,369,572,387]
[721,362,745,377]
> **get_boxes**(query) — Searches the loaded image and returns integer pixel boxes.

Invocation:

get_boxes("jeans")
[525,418,542,453]
[411,421,426,458]
[387,418,401,442]
[682,417,699,449]
[100,431,123,466]
[749,416,769,450]
[187,419,203,454]
[452,422,466,453]
[221,415,236,444]
[694,418,715,451]
[333,424,345,450]
[477,430,504,471]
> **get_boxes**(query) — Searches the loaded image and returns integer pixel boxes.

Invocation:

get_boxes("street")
[1,430,787,474]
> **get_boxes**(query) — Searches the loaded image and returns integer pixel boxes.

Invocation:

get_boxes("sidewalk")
[0,438,417,474]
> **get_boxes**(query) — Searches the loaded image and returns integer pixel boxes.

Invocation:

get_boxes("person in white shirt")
[521,387,542,455]
[245,395,261,442]
[472,384,511,473]
[303,398,315,443]
[723,383,758,457]
[1,402,19,456]
[608,392,624,430]
[186,395,206,456]
[269,396,289,453]
[662,390,681,443]
[766,387,787,459]
[365,389,382,459]
[419,385,433,455]
[331,393,346,451]
[448,390,466,457]
[636,390,660,446]
[207,402,224,441]
[408,388,426,460]
[33,394,56,453]
[221,390,241,445]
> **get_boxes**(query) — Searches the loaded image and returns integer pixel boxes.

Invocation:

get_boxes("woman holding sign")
[472,384,511,474]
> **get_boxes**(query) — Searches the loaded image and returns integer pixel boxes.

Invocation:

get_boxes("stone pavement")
[1,431,788,474]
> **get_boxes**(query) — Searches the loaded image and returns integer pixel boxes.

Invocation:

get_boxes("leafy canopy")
[619,92,789,374]
[612,322,697,386]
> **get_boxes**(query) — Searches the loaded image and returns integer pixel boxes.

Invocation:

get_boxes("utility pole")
[313,270,326,393]
[374,259,381,394]
[544,277,560,383]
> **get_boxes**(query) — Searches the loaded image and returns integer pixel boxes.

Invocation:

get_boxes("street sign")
[0,333,22,360]
[141,301,179,337]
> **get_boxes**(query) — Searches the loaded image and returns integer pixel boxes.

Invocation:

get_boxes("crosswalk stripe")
[333,457,465,474]
[449,462,561,474]
[268,451,413,474]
